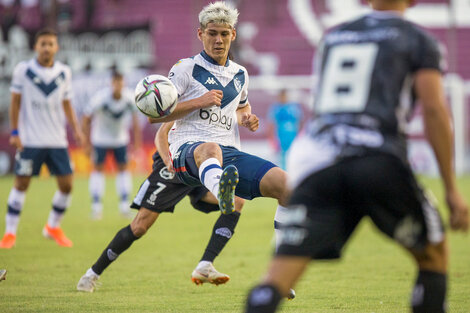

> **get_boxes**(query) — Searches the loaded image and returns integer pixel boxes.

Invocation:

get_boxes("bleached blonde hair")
[198,1,239,29]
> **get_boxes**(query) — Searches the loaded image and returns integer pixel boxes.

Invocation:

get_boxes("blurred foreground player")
[245,0,469,312]
[82,71,142,219]
[77,124,244,292]
[1,28,84,249]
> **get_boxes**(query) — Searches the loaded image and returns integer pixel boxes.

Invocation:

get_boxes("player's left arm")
[236,102,259,132]
[63,99,85,147]
[155,121,175,172]
[132,112,142,150]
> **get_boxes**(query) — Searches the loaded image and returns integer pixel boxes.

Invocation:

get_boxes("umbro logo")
[204,77,218,85]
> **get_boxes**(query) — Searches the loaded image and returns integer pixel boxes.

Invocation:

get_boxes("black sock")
[91,225,139,275]
[201,211,240,262]
[246,284,282,313]
[412,270,447,313]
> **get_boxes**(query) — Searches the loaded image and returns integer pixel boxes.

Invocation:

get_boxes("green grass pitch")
[0,174,469,312]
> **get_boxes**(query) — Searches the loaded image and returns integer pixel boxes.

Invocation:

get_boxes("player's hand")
[161,153,175,173]
[446,189,469,232]
[240,113,259,132]
[74,130,86,148]
[9,135,23,151]
[199,90,223,108]
[83,142,92,157]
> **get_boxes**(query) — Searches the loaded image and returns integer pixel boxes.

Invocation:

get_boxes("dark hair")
[112,70,123,80]
[34,28,58,44]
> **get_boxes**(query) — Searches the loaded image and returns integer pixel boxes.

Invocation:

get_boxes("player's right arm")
[148,58,222,124]
[155,121,175,172]
[415,69,469,232]
[148,90,222,123]
[9,92,22,151]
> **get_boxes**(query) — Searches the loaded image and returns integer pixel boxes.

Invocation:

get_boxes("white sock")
[89,171,105,204]
[48,191,71,228]
[86,268,99,277]
[198,158,223,199]
[274,204,290,251]
[5,188,26,235]
[196,260,212,269]
[116,171,132,203]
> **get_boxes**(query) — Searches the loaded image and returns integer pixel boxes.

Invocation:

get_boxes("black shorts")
[277,153,445,259]
[131,152,219,214]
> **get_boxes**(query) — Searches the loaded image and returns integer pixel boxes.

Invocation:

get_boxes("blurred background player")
[267,89,302,169]
[0,269,6,281]
[245,1,469,312]
[82,71,142,219]
[0,28,84,249]
[77,123,244,292]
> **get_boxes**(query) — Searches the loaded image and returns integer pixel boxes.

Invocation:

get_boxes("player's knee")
[412,240,448,273]
[194,142,222,166]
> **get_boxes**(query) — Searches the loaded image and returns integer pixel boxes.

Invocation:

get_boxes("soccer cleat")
[218,165,239,215]
[0,233,16,249]
[0,269,7,281]
[287,288,296,300]
[42,225,73,247]
[191,263,230,286]
[77,274,100,292]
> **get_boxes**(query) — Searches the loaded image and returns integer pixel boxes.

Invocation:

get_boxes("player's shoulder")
[54,61,72,74]
[169,57,196,74]
[230,60,248,74]
[12,60,30,75]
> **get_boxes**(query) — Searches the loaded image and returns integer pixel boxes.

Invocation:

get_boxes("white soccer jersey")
[85,88,136,147]
[10,59,72,148]
[167,51,249,155]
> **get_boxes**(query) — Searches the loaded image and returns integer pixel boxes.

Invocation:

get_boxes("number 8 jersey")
[311,10,442,162]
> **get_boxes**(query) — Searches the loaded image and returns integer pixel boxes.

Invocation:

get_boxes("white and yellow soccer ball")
[134,75,178,118]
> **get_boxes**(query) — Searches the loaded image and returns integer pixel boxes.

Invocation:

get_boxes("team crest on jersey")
[233,77,242,93]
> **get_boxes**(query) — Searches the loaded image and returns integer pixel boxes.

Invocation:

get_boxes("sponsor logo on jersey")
[278,204,308,246]
[215,227,232,239]
[159,166,175,180]
[204,77,218,85]
[199,108,233,130]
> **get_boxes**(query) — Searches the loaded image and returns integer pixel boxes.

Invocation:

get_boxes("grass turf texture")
[0,175,469,313]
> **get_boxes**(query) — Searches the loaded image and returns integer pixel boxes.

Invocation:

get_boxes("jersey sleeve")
[238,69,249,108]
[411,31,442,72]
[63,66,73,101]
[168,59,193,97]
[10,62,27,94]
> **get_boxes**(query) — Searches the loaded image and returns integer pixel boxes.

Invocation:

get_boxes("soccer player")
[0,269,6,281]
[76,123,245,292]
[0,28,84,249]
[82,71,142,219]
[267,89,303,169]
[245,1,469,312]
[148,1,290,242]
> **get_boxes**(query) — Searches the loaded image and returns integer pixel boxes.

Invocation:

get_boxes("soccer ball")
[134,75,178,118]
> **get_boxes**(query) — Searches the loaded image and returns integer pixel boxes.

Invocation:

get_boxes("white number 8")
[316,43,379,113]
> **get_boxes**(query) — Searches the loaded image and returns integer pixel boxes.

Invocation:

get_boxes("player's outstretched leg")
[191,209,241,285]
[77,208,157,292]
[218,165,239,214]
